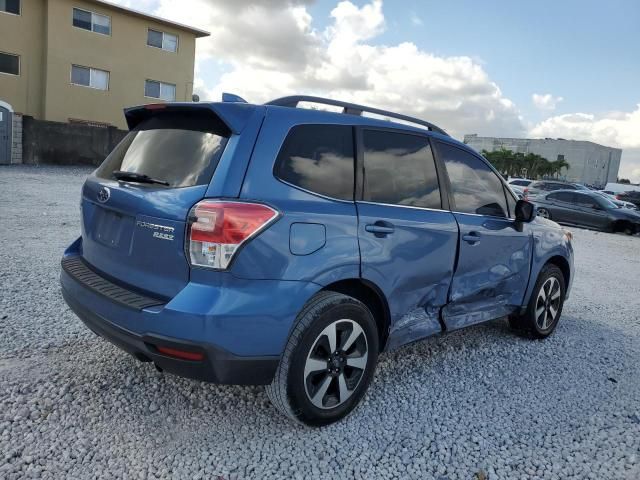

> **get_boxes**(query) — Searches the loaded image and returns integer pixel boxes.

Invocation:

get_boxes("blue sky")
[305,0,640,121]
[118,0,640,181]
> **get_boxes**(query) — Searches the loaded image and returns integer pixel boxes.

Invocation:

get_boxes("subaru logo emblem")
[97,187,111,203]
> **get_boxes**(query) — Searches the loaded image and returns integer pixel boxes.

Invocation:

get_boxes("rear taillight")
[187,200,279,270]
[615,195,622,200]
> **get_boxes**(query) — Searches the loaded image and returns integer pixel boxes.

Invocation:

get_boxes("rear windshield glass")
[96,112,229,188]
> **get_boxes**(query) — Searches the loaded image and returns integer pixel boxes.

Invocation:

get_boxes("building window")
[557,154,565,161]
[147,29,178,52]
[73,8,111,35]
[0,0,20,15]
[0,52,20,75]
[71,65,109,90]
[145,80,176,101]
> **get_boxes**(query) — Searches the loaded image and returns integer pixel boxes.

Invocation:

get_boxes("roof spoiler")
[124,101,258,134]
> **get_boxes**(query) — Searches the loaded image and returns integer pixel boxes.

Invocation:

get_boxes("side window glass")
[437,142,508,217]
[558,192,575,203]
[574,194,596,208]
[274,125,354,201]
[362,130,441,209]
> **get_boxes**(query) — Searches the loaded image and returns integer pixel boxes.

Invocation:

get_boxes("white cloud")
[110,0,639,181]
[172,0,525,139]
[532,93,563,111]
[530,105,640,182]
[530,106,640,149]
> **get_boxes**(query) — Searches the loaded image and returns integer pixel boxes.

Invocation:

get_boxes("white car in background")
[508,178,533,187]
[508,178,533,199]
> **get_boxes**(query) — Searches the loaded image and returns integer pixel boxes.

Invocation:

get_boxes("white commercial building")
[463,135,622,187]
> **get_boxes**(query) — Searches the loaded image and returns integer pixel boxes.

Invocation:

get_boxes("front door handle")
[462,231,481,244]
[365,222,395,235]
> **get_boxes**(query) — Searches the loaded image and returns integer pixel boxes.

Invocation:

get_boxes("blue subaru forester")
[61,94,574,426]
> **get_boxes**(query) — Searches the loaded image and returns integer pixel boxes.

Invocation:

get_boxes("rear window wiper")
[112,170,170,186]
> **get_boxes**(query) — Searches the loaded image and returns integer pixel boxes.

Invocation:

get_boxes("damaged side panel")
[356,202,458,351]
[443,214,533,331]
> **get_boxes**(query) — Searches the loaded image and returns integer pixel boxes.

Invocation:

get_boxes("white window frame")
[0,0,21,16]
[147,28,179,53]
[144,79,176,101]
[72,7,111,36]
[0,51,20,76]
[70,65,110,91]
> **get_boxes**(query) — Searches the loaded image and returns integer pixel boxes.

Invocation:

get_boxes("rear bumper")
[62,286,278,384]
[60,243,321,385]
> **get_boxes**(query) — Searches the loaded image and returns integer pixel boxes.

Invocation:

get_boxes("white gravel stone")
[1,165,639,479]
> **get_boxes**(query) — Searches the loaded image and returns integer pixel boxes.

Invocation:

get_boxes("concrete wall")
[22,116,127,166]
[12,114,23,164]
[464,135,622,187]
[0,0,47,118]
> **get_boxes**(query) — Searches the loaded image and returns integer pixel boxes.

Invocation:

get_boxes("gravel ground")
[1,165,639,480]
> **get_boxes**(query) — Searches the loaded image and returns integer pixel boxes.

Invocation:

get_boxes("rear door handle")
[462,231,481,244]
[365,223,395,235]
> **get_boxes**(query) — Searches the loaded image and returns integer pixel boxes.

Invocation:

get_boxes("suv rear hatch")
[80,107,232,299]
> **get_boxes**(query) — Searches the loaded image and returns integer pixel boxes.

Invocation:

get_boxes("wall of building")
[22,116,127,165]
[1,0,199,129]
[44,0,197,129]
[464,135,622,187]
[0,0,47,118]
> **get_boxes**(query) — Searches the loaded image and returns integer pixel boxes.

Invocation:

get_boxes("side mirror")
[515,200,536,222]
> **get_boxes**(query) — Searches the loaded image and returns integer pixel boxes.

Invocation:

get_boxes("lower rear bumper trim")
[61,284,279,385]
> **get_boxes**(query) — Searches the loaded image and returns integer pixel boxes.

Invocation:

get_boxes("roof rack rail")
[265,95,449,136]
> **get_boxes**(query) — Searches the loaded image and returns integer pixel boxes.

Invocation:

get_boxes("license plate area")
[94,209,134,249]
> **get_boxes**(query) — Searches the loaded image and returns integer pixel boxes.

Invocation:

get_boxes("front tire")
[266,291,379,426]
[537,207,551,220]
[509,264,566,338]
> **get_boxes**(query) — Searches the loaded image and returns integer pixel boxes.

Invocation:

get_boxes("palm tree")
[550,159,570,178]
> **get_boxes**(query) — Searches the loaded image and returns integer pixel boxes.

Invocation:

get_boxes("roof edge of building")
[463,135,622,152]
[87,0,210,38]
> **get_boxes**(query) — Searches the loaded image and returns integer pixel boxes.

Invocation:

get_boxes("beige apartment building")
[0,0,209,134]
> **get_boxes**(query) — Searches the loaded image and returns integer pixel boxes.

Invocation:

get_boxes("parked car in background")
[509,184,526,199]
[604,182,640,194]
[596,191,638,210]
[527,181,581,199]
[508,178,533,187]
[571,183,591,191]
[534,190,640,234]
[615,191,640,208]
[60,94,575,426]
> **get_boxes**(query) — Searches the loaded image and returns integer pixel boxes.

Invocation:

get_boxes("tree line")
[481,148,570,179]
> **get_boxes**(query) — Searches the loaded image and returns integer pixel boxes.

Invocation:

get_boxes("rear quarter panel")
[231,108,361,284]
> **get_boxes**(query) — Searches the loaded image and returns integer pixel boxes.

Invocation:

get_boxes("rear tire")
[509,264,565,338]
[266,291,379,426]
